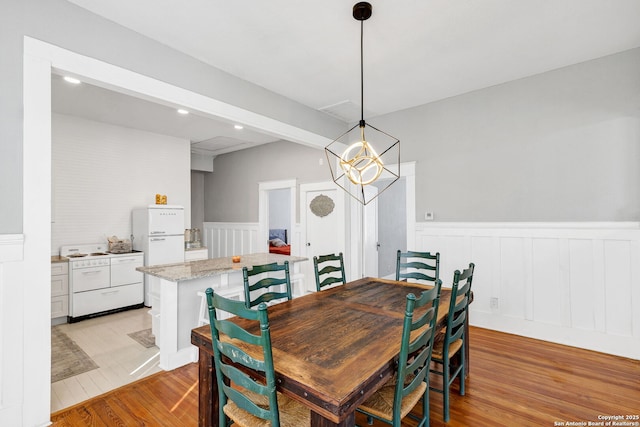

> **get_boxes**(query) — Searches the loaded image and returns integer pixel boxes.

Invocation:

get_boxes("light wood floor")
[51,326,640,426]
[51,308,162,412]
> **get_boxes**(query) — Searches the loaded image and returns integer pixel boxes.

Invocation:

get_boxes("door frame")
[349,161,416,279]
[258,179,296,253]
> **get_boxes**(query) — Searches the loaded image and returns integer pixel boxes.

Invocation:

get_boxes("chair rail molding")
[414,221,640,360]
[0,234,24,262]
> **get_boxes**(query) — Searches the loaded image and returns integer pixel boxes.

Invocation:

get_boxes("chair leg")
[457,348,466,396]
[459,347,466,396]
[423,387,430,427]
[443,359,450,423]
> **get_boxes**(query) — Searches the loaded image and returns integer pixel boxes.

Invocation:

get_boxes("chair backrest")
[205,288,280,426]
[391,279,442,421]
[313,252,346,291]
[243,261,292,308]
[396,250,440,285]
[442,263,475,358]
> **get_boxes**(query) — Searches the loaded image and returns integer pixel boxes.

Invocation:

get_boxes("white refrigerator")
[132,205,185,306]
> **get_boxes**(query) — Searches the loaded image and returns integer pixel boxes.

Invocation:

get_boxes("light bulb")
[339,126,384,185]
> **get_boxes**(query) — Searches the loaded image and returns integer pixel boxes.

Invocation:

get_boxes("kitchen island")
[137,253,307,370]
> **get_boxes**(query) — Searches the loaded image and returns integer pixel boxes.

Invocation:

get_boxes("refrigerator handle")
[150,231,166,235]
[150,238,166,242]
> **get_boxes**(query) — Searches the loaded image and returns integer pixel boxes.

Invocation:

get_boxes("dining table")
[190,276,464,427]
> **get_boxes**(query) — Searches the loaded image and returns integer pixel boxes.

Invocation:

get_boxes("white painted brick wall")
[51,114,191,253]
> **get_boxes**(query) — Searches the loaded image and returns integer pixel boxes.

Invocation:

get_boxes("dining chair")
[396,250,440,286]
[357,279,442,427]
[313,252,346,292]
[242,261,292,308]
[429,263,475,422]
[204,288,310,427]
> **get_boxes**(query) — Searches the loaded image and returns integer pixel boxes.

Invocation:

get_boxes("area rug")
[128,328,156,348]
[51,327,99,383]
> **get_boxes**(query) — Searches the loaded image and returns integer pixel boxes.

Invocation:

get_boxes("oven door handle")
[81,270,102,275]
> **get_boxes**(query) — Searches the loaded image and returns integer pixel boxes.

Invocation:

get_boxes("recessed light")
[63,76,81,84]
[234,124,244,130]
[177,109,189,115]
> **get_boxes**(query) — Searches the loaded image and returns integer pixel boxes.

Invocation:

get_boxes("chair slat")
[314,252,346,292]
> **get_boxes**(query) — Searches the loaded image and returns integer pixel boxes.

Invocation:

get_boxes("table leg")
[311,410,354,427]
[198,348,218,427]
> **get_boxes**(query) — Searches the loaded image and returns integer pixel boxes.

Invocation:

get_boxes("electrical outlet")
[490,297,499,310]
[319,158,324,166]
[424,212,434,221]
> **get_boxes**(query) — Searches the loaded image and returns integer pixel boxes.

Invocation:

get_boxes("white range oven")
[60,244,144,322]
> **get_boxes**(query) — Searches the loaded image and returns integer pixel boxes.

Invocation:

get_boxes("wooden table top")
[191,277,451,424]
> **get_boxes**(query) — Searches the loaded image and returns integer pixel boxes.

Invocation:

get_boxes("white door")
[301,184,345,293]
[306,189,341,257]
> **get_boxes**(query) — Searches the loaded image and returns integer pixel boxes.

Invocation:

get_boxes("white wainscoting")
[202,221,640,359]
[415,222,640,360]
[203,222,259,258]
[203,223,308,295]
[0,234,25,426]
[203,222,303,258]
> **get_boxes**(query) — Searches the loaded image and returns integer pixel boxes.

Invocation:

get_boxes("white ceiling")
[56,0,640,153]
[51,74,280,156]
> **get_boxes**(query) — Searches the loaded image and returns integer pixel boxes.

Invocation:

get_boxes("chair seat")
[223,389,310,427]
[432,338,463,360]
[358,380,427,421]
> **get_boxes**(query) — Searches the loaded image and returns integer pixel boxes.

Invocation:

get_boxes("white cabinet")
[185,247,208,262]
[68,252,144,321]
[51,259,69,323]
[72,283,143,317]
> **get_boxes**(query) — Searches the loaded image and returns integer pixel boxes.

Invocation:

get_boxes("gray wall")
[191,171,206,232]
[370,48,640,222]
[205,140,329,223]
[1,0,345,233]
[204,49,640,223]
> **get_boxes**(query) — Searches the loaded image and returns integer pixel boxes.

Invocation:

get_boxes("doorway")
[374,177,407,278]
[258,180,296,255]
[348,162,416,280]
[23,37,331,419]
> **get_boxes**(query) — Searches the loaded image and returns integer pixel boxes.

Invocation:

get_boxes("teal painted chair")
[429,263,475,422]
[205,288,310,427]
[313,252,346,292]
[242,261,292,309]
[357,279,442,427]
[396,250,440,286]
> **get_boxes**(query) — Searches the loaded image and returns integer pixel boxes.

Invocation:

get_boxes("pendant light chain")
[360,19,365,125]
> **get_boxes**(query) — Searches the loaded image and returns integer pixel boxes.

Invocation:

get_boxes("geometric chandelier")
[325,1,400,205]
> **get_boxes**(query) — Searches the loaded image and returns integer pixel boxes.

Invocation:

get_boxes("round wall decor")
[309,194,335,218]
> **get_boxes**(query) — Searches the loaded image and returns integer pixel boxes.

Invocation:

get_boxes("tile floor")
[51,308,162,412]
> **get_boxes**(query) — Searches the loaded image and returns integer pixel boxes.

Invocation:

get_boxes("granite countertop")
[51,255,68,263]
[137,252,308,282]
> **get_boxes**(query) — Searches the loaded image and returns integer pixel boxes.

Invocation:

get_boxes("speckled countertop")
[137,252,308,282]
[51,255,68,263]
